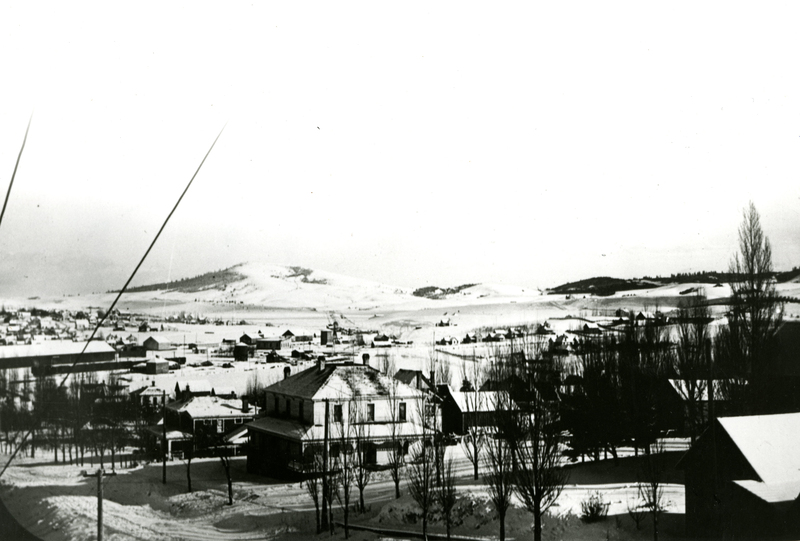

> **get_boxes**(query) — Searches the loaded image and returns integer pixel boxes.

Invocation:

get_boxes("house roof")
[718,412,800,484]
[394,369,432,388]
[0,340,116,360]
[144,335,171,344]
[130,384,170,396]
[448,390,515,413]
[267,362,422,401]
[668,379,728,402]
[223,424,250,445]
[175,380,213,394]
[167,396,258,419]
[733,479,800,507]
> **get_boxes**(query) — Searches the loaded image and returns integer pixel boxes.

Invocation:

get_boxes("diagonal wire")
[0,123,227,478]
[0,114,33,231]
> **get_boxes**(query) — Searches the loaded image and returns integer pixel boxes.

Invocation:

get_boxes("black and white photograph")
[1,2,799,540]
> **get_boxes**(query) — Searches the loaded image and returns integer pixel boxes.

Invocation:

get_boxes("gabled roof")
[733,479,800,508]
[448,390,515,413]
[144,335,171,344]
[167,396,257,419]
[718,412,800,484]
[394,369,432,388]
[267,363,422,401]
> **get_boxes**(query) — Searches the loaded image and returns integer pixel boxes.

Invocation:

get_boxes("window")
[334,404,343,423]
[299,401,304,421]
[398,402,406,422]
[367,403,375,422]
[234,418,243,424]
[286,399,291,416]
[274,395,279,412]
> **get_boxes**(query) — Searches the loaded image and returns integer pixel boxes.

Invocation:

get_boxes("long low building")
[0,341,118,371]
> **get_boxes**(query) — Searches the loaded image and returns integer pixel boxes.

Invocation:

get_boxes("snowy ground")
[0,440,687,541]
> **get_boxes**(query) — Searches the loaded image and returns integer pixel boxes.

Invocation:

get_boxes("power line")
[0,123,226,479]
[0,114,32,232]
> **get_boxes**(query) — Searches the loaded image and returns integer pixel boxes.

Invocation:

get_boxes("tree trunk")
[473,453,479,480]
[187,458,192,493]
[653,509,659,541]
[534,499,542,541]
[499,509,506,541]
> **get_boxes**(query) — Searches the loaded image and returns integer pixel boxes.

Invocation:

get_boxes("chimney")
[362,353,370,366]
[318,356,326,372]
[151,380,155,387]
[242,398,250,413]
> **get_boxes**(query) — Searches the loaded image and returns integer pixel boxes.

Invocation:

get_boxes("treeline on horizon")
[550,267,800,297]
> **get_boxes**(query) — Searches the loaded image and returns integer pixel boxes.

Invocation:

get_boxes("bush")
[580,491,609,523]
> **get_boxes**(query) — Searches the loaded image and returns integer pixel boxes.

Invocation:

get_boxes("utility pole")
[97,468,104,541]
[162,390,167,484]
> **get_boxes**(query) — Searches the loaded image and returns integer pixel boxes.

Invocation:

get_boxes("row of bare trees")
[0,370,151,470]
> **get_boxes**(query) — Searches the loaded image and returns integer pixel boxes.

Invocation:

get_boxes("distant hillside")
[120,267,244,293]
[551,267,800,296]
[549,277,659,297]
[413,284,477,299]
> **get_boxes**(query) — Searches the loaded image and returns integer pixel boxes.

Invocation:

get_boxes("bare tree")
[386,376,404,499]
[407,396,436,540]
[302,452,323,534]
[674,295,710,443]
[351,401,372,514]
[484,392,515,541]
[721,201,784,414]
[460,357,486,480]
[437,448,458,540]
[505,341,568,541]
[332,399,358,539]
[638,439,668,541]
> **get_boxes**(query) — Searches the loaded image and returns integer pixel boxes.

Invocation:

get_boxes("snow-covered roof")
[267,362,422,401]
[0,340,116,359]
[175,380,213,394]
[719,412,800,484]
[144,335,171,344]
[668,379,729,402]
[449,390,514,413]
[167,396,258,419]
[130,384,170,396]
[733,479,800,506]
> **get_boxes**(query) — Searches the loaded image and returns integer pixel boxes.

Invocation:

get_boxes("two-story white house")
[246,358,426,477]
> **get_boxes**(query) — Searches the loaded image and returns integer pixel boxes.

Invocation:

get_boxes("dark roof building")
[681,412,800,539]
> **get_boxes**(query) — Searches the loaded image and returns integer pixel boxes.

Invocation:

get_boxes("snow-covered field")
[0,442,687,541]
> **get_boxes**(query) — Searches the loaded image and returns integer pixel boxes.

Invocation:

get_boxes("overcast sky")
[0,2,799,297]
